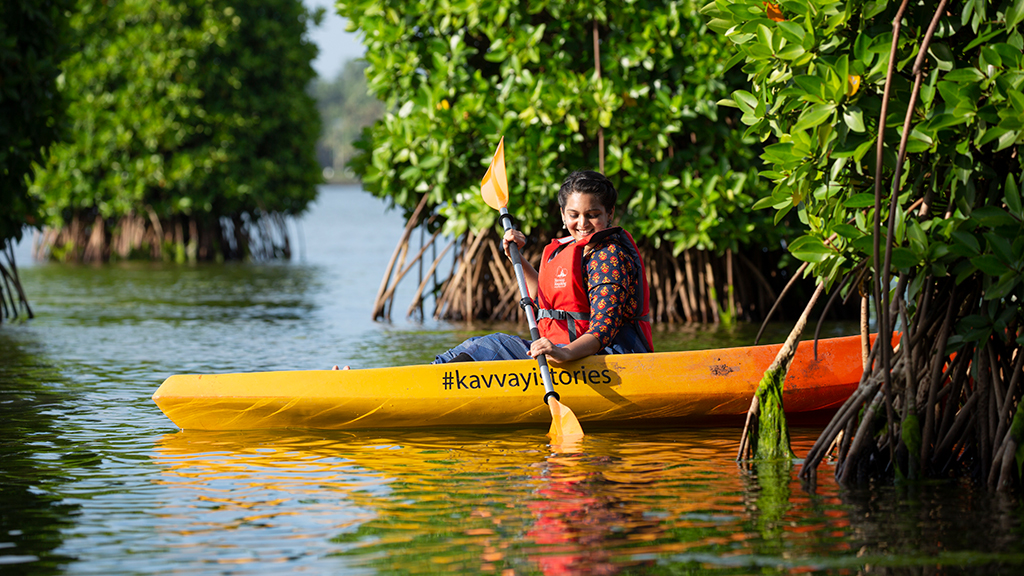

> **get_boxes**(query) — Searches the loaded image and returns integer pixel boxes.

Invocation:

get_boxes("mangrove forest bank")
[708,0,1024,489]
[22,0,322,264]
[341,0,833,324]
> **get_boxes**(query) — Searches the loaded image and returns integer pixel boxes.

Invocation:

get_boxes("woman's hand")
[502,229,526,260]
[528,334,601,364]
[528,337,572,363]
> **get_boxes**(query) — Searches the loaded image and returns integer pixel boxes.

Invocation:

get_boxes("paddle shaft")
[498,207,559,404]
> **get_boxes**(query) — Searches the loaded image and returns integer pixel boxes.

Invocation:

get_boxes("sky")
[304,0,366,80]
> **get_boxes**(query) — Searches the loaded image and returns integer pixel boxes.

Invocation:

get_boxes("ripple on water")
[4,188,1024,574]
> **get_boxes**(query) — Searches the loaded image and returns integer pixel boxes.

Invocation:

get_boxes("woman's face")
[561,192,613,242]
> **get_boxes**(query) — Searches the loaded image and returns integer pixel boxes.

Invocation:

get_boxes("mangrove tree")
[30,0,322,263]
[0,0,72,323]
[338,0,838,324]
[707,0,1024,488]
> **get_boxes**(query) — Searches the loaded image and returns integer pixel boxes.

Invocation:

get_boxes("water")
[3,185,1024,575]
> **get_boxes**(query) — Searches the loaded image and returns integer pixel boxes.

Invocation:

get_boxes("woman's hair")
[557,170,617,212]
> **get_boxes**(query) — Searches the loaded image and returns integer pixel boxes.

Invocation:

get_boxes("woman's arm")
[581,242,636,349]
[528,334,601,364]
[502,228,538,299]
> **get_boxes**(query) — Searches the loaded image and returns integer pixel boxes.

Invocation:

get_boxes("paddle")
[480,137,584,441]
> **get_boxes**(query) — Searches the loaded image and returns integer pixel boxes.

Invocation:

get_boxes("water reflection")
[154,429,857,574]
[24,263,320,326]
[6,185,1024,575]
[0,331,80,574]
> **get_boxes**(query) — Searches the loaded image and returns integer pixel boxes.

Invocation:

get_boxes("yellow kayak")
[152,334,868,431]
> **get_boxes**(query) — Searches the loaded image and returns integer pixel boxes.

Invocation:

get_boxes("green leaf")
[844,193,877,208]
[793,103,836,131]
[984,232,1018,264]
[929,43,955,72]
[972,254,1010,276]
[789,235,832,263]
[1005,172,1023,218]
[832,223,862,239]
[864,1,888,19]
[978,125,1011,147]
[889,247,919,269]
[733,90,758,115]
[851,235,876,255]
[944,67,986,83]
[926,113,971,131]
[951,231,982,256]
[1009,0,1024,28]
[792,75,826,100]
[777,44,806,60]
[775,21,805,43]
[965,25,1007,51]
[971,206,1018,228]
[985,271,1020,300]
[843,106,866,132]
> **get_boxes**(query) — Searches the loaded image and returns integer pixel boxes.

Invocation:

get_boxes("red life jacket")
[536,227,653,352]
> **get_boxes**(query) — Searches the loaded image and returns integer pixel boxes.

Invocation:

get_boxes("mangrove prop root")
[0,242,33,324]
[802,272,1024,489]
[33,210,292,264]
[797,2,1024,490]
[375,211,841,324]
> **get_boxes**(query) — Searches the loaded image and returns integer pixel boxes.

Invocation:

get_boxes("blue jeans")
[432,333,532,364]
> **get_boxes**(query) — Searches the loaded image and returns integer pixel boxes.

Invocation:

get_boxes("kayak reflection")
[151,429,754,573]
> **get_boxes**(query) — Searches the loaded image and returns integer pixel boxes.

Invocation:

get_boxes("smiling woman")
[432,170,652,366]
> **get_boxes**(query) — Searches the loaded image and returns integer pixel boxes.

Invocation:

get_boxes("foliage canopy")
[705,0,1024,318]
[0,0,72,246]
[30,0,322,260]
[338,0,780,257]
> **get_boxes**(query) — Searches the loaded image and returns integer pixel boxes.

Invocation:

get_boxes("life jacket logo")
[554,266,568,288]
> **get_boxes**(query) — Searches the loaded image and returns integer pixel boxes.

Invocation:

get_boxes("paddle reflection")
[151,429,820,573]
[527,439,658,575]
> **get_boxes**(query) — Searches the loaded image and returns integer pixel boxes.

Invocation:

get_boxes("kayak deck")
[152,335,868,431]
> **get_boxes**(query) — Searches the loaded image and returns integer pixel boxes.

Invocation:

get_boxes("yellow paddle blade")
[547,398,584,441]
[480,136,508,210]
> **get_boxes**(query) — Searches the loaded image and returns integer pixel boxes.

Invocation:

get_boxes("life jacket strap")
[538,308,649,323]
[538,308,588,342]
[537,309,588,321]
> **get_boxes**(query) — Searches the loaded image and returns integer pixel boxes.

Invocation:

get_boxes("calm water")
[2,185,1024,575]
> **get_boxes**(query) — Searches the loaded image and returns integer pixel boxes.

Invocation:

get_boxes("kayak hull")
[152,334,868,431]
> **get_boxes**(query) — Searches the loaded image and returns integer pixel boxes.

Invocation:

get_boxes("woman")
[433,170,653,364]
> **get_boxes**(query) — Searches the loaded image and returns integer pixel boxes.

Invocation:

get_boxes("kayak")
[152,334,869,431]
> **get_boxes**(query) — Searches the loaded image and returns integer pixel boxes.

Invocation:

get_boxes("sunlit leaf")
[793,103,836,131]
[789,235,833,263]
[1008,0,1024,29]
